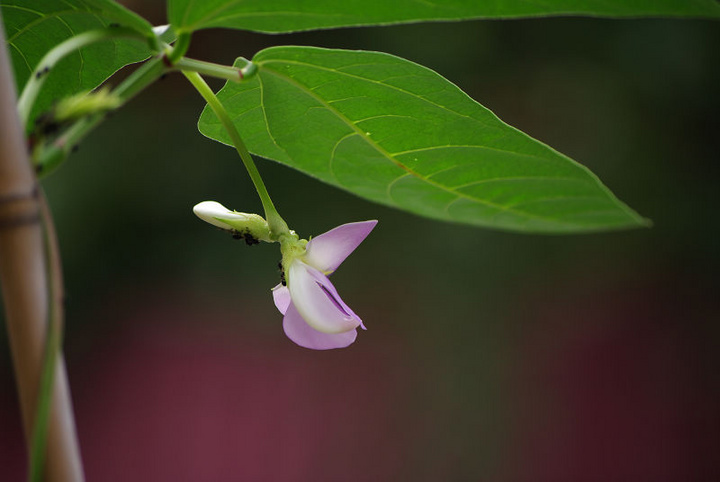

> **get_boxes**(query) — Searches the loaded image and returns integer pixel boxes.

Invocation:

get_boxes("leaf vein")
[392,144,548,162]
[259,58,480,125]
[328,132,358,183]
[54,16,84,86]
[450,176,588,189]
[385,173,413,202]
[257,73,291,161]
[354,114,417,124]
[258,66,593,226]
[190,10,350,30]
[1,4,45,17]
[506,195,602,210]
[8,41,33,75]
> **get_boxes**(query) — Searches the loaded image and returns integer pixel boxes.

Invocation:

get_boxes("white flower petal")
[193,201,248,230]
[287,261,361,334]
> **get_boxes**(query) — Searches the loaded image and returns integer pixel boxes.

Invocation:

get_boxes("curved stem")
[34,56,167,177]
[165,32,191,64]
[29,192,66,482]
[17,27,152,128]
[182,70,290,238]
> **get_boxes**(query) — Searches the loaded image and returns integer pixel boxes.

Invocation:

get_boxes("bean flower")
[193,201,377,349]
[272,220,377,349]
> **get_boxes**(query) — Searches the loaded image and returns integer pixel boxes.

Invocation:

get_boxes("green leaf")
[198,47,648,233]
[169,0,720,33]
[1,0,154,125]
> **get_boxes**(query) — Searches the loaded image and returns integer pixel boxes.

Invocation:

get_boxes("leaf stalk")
[174,57,243,82]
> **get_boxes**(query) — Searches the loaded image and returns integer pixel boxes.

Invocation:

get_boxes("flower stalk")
[182,70,290,238]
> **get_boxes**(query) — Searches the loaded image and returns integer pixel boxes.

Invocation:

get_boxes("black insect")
[34,111,61,137]
[278,261,286,286]
[231,230,259,245]
[35,66,50,79]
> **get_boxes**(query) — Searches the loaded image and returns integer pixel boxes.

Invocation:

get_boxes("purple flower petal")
[287,261,362,334]
[283,302,357,350]
[304,220,377,274]
[271,284,291,314]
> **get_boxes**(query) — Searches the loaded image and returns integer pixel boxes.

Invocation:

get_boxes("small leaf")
[198,47,648,233]
[169,0,720,33]
[2,0,154,126]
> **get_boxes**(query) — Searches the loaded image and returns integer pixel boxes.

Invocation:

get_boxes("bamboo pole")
[0,16,84,482]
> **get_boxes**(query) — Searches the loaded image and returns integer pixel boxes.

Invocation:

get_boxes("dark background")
[2,2,719,480]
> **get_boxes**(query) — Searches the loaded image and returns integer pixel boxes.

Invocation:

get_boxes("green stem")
[181,70,289,238]
[174,57,243,83]
[17,27,152,128]
[34,56,167,177]
[27,325,56,482]
[113,55,166,99]
[165,32,191,64]
[28,192,64,482]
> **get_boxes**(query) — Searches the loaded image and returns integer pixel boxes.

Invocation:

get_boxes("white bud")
[193,201,271,242]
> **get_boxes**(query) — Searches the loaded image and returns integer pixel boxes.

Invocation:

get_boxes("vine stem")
[182,70,290,238]
[17,27,150,128]
[34,56,167,177]
[29,192,68,482]
[0,16,84,482]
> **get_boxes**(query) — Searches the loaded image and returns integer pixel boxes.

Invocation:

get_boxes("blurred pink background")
[2,3,719,480]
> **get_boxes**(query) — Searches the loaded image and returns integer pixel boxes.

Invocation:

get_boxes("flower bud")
[193,201,272,243]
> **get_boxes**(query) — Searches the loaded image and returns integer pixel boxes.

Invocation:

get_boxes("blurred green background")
[2,2,719,480]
